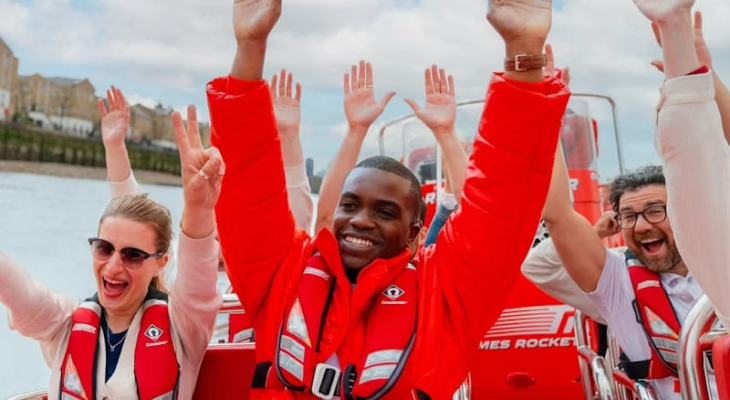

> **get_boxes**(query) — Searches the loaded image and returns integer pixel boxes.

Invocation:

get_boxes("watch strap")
[504,54,548,72]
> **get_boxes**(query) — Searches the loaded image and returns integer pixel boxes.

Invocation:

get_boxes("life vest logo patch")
[383,285,405,301]
[144,324,164,341]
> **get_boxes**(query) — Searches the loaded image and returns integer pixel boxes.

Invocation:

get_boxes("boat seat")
[192,343,256,400]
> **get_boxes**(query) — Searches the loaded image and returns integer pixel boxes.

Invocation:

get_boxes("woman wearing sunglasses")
[0,105,223,400]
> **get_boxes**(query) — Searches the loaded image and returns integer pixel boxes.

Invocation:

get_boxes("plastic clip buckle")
[311,363,341,399]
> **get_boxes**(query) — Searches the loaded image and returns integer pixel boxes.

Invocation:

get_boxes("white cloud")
[125,93,159,109]
[0,0,729,174]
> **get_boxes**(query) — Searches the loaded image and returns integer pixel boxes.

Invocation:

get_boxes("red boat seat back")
[471,276,587,400]
[193,343,256,400]
[712,335,730,400]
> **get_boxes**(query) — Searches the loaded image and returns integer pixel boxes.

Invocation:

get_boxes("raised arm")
[427,0,570,337]
[541,143,607,292]
[651,11,730,144]
[98,86,141,198]
[530,45,607,292]
[405,65,468,202]
[208,0,294,318]
[639,0,730,326]
[0,253,76,359]
[271,69,313,232]
[169,105,223,365]
[314,61,395,233]
[405,65,467,246]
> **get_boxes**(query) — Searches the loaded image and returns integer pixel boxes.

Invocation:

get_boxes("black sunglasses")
[88,238,165,269]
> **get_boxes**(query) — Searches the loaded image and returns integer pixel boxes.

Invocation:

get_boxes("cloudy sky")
[1,0,728,180]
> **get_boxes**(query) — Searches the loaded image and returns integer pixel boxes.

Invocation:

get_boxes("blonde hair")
[100,194,173,294]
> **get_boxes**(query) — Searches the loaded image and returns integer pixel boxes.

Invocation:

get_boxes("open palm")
[233,0,281,42]
[173,106,224,211]
[632,0,694,22]
[271,69,301,135]
[344,61,395,130]
[97,86,130,148]
[405,65,456,135]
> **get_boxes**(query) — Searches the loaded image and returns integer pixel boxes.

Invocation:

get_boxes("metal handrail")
[577,346,616,400]
[603,333,631,400]
[220,292,244,311]
[378,94,625,176]
[571,93,626,175]
[634,380,659,400]
[574,310,616,400]
[377,100,485,156]
[679,295,720,400]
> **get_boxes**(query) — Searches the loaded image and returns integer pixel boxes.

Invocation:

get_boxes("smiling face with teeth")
[333,166,422,274]
[94,217,169,329]
[618,185,685,275]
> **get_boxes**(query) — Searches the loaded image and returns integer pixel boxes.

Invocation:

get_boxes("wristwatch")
[504,54,547,72]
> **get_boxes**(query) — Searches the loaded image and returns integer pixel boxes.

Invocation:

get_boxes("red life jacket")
[59,288,180,400]
[252,254,418,399]
[624,250,681,381]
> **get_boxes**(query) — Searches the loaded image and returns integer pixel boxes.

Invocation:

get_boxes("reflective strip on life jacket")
[626,251,681,380]
[359,350,404,384]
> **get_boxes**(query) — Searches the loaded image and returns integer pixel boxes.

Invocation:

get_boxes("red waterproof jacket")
[208,73,569,400]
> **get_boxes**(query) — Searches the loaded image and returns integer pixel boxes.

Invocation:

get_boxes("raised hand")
[97,86,130,149]
[487,0,553,54]
[271,69,301,136]
[173,106,225,216]
[404,64,457,136]
[650,11,712,72]
[231,0,281,80]
[593,211,620,240]
[233,0,281,42]
[632,0,694,23]
[344,60,396,131]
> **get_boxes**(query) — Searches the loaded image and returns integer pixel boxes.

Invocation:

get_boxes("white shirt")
[588,250,717,400]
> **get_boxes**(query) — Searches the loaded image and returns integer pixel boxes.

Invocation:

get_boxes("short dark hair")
[354,156,423,223]
[609,165,665,212]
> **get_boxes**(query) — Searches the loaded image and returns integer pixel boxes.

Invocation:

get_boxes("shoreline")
[0,160,182,186]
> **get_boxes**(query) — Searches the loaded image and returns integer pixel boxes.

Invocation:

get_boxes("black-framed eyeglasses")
[614,204,667,229]
[88,238,165,269]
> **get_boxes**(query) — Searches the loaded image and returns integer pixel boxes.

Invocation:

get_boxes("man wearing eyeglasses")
[519,0,730,395]
[526,154,715,399]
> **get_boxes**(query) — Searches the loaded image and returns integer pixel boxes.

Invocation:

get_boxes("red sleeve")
[429,73,570,342]
[687,66,710,76]
[207,76,295,319]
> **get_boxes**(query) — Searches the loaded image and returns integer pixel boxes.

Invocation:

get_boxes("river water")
[0,172,317,399]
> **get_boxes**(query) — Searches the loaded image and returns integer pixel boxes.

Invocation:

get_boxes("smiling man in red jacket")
[207,0,569,399]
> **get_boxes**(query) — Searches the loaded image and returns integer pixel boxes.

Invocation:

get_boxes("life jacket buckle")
[312,363,341,399]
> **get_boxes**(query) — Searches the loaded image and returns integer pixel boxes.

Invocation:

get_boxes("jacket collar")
[313,228,413,294]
